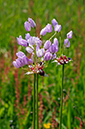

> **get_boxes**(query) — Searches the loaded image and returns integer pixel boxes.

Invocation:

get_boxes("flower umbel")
[13,17,73,74]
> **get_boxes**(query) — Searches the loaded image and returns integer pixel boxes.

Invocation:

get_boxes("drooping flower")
[53,38,58,46]
[40,27,47,36]
[36,48,45,57]
[64,38,70,48]
[17,36,28,47]
[24,21,31,31]
[67,30,73,39]
[16,51,25,58]
[44,40,51,49]
[34,37,42,47]
[13,51,29,68]
[28,18,36,28]
[25,33,31,40]
[49,44,58,53]
[27,37,35,46]
[54,24,61,32]
[27,36,42,47]
[40,23,52,36]
[52,19,58,27]
[44,52,52,61]
[26,47,33,54]
[46,23,53,33]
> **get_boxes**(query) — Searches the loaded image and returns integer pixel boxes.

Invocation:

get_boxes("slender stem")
[36,73,39,129]
[59,33,62,55]
[48,32,57,41]
[33,74,36,129]
[60,64,64,129]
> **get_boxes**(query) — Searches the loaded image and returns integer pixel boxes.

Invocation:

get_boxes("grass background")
[0,0,85,128]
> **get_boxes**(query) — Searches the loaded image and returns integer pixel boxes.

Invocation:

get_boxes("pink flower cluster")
[13,18,73,74]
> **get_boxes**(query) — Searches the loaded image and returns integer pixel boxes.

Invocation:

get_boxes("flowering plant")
[13,17,73,129]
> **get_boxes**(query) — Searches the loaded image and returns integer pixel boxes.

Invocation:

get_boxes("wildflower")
[52,53,56,59]
[40,23,52,36]
[46,23,53,33]
[13,17,72,76]
[53,38,58,46]
[26,47,33,54]
[53,55,71,65]
[27,36,42,47]
[64,38,70,48]
[40,27,47,36]
[44,40,51,49]
[67,30,73,39]
[54,24,61,32]
[49,44,58,53]
[44,52,52,61]
[24,21,31,31]
[13,51,29,68]
[43,123,51,129]
[28,18,36,28]
[36,48,45,57]
[17,35,28,47]
[52,18,58,27]
[25,33,30,40]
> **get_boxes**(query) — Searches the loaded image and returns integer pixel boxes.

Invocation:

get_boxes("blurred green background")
[0,0,85,128]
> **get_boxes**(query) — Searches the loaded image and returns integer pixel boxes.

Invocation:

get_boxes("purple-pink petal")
[49,44,58,53]
[17,36,28,47]
[66,41,70,48]
[52,19,58,27]
[16,51,25,58]
[23,56,29,65]
[54,24,61,32]
[16,58,22,67]
[24,21,31,31]
[64,38,70,48]
[46,24,53,33]
[25,33,30,40]
[28,18,36,28]
[40,28,47,36]
[36,48,45,57]
[53,38,58,46]
[26,47,33,54]
[27,37,34,46]
[67,30,73,39]
[44,52,52,61]
[44,40,51,49]
[13,61,19,68]
[52,53,56,59]
[34,37,42,47]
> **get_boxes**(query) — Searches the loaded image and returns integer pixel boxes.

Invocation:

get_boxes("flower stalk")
[36,73,39,129]
[60,64,64,129]
[33,73,36,129]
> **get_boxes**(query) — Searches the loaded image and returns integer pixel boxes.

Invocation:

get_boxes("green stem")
[48,32,57,41]
[33,74,36,129]
[36,73,39,129]
[59,33,62,55]
[60,64,64,129]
